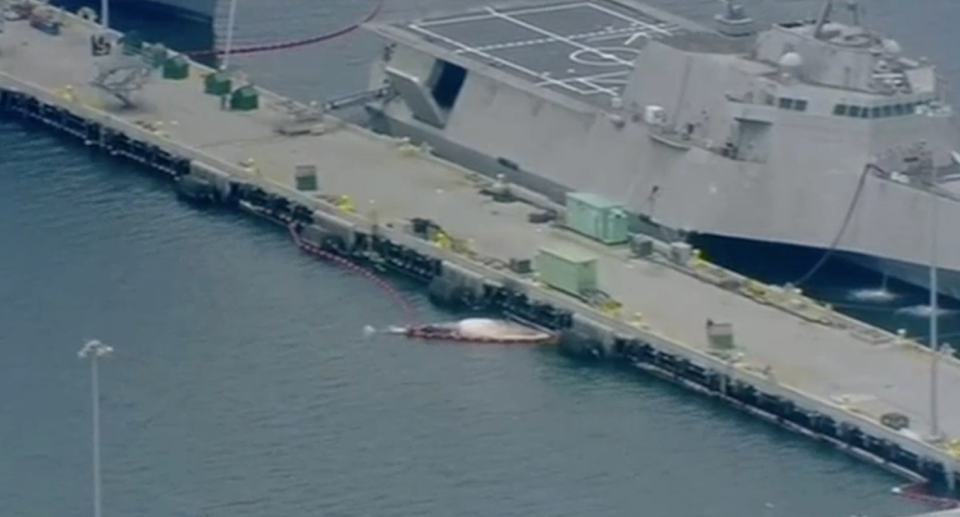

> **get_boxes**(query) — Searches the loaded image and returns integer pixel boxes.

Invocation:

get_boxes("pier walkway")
[5,4,960,490]
[903,509,960,517]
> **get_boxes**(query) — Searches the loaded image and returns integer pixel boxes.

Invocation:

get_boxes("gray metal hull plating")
[369,103,960,299]
[364,0,960,298]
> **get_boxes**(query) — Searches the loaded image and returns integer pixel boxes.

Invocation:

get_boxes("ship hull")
[50,0,217,23]
[363,0,960,307]
[140,0,218,22]
[843,254,960,301]
[367,107,960,300]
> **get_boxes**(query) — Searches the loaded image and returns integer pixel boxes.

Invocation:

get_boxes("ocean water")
[0,1,956,516]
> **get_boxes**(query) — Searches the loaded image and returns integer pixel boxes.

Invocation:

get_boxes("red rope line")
[288,224,419,326]
[895,481,960,509]
[183,0,384,58]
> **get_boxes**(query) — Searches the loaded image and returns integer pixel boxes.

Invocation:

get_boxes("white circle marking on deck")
[569,47,640,67]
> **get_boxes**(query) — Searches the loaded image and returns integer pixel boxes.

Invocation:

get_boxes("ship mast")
[929,170,940,439]
[814,0,864,39]
[812,0,833,39]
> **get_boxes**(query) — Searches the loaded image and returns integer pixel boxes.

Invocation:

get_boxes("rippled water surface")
[2,1,959,516]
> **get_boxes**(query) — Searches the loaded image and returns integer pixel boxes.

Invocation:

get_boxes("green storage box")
[230,85,260,111]
[143,44,169,68]
[707,321,735,350]
[119,31,143,56]
[162,55,190,80]
[204,72,232,96]
[564,192,629,245]
[294,165,318,192]
[535,244,598,298]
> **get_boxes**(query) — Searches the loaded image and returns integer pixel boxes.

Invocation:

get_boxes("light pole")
[100,0,109,31]
[78,339,114,517]
[221,0,239,71]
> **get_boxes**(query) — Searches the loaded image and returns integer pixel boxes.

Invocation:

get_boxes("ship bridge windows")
[777,97,808,112]
[833,100,933,119]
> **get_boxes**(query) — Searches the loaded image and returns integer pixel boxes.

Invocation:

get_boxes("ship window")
[870,107,882,118]
[778,98,793,110]
[860,107,870,118]
[849,106,862,117]
[882,106,893,117]
[793,99,808,112]
[894,104,905,116]
[833,104,848,116]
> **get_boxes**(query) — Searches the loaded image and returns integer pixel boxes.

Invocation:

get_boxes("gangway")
[273,87,390,135]
[322,86,391,112]
[90,55,151,108]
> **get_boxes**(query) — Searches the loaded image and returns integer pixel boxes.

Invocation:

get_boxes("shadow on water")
[695,233,960,348]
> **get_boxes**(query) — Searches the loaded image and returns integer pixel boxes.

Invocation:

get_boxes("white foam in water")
[847,287,897,303]
[894,305,953,318]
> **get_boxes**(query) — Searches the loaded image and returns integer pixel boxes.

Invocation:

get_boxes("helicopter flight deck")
[395,1,692,107]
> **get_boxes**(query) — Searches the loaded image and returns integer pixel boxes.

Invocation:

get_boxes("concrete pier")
[902,509,960,517]
[5,1,960,496]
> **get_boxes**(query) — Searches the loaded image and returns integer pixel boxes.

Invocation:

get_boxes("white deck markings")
[412,3,683,100]
[575,78,610,95]
[625,32,651,45]
[415,2,591,28]
[586,23,682,46]
[485,6,635,68]
[570,47,640,67]
[452,26,658,55]
[585,2,674,37]
[535,70,630,89]
[588,76,630,87]
[407,24,596,96]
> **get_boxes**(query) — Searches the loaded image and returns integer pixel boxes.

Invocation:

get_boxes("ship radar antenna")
[715,0,755,37]
[717,0,746,19]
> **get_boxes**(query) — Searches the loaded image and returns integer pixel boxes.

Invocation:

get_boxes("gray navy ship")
[362,0,960,298]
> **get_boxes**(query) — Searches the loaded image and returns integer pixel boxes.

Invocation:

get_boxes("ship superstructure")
[364,0,960,297]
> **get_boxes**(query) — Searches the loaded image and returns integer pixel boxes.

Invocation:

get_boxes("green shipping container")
[119,31,143,56]
[162,55,189,80]
[535,245,598,298]
[230,85,260,111]
[204,72,232,96]
[143,44,169,69]
[294,165,318,192]
[564,192,629,245]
